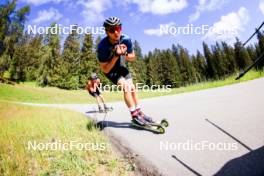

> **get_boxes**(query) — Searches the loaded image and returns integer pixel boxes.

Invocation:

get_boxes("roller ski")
[131,114,169,134]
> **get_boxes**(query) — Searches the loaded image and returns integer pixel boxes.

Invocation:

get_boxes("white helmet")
[91,73,97,80]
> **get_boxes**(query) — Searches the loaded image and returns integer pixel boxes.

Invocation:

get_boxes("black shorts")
[105,65,132,84]
[89,88,101,97]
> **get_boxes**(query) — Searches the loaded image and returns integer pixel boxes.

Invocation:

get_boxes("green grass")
[0,82,94,104]
[0,70,263,104]
[0,102,135,176]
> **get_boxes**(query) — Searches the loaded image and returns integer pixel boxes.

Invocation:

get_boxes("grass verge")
[0,102,135,175]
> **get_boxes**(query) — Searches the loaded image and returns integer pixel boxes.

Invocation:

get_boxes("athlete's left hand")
[116,44,127,55]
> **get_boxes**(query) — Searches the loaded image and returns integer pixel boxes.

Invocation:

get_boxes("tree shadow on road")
[214,146,264,176]
[171,155,202,176]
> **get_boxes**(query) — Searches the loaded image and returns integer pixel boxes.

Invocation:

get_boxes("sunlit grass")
[0,102,134,175]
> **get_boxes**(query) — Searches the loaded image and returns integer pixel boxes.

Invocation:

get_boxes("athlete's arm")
[99,55,119,74]
[86,81,94,92]
[94,79,101,89]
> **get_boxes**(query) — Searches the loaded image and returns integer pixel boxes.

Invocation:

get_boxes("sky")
[16,0,264,55]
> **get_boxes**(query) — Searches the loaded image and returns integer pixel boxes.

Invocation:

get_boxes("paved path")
[22,78,264,176]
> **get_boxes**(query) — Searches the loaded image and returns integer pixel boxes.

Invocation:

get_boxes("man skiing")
[86,73,109,112]
[97,17,153,125]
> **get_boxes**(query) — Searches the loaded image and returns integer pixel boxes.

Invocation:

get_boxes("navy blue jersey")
[97,34,133,64]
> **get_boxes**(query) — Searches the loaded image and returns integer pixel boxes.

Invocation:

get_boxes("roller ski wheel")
[157,126,165,134]
[146,119,169,129]
[160,119,169,127]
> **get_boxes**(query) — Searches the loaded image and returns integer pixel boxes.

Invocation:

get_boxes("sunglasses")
[106,26,122,33]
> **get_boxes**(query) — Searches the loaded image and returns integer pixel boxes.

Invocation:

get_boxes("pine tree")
[0,0,16,56]
[173,45,196,86]
[79,33,99,88]
[9,35,28,81]
[246,45,257,61]
[257,30,264,52]
[222,42,237,75]
[234,38,252,71]
[133,40,143,59]
[9,34,42,82]
[25,34,43,81]
[145,51,153,85]
[146,49,161,86]
[203,42,217,80]
[212,42,226,78]
[171,44,182,84]
[58,24,81,89]
[161,49,181,87]
[37,23,61,86]
[128,40,147,84]
[256,30,264,69]
[192,50,207,83]
[0,0,30,80]
[95,35,102,51]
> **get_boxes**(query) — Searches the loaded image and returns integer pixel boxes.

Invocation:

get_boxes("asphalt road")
[23,78,264,176]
